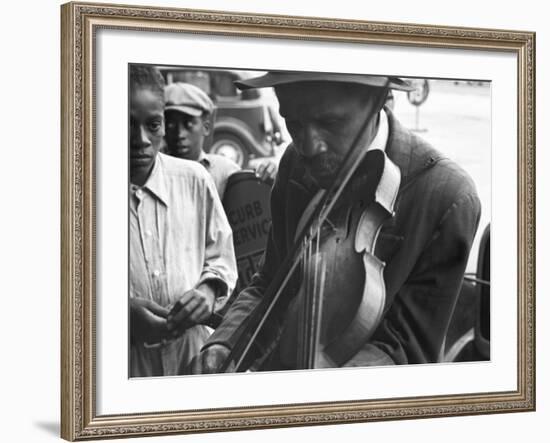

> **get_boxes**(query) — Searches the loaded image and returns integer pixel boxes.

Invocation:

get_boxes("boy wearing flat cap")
[164,82,240,198]
[190,72,481,372]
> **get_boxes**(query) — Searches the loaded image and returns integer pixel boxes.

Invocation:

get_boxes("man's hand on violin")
[166,282,216,335]
[130,297,170,344]
[188,344,233,374]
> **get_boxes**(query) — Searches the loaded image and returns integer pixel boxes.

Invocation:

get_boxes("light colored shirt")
[130,153,237,377]
[370,109,389,153]
[198,152,240,198]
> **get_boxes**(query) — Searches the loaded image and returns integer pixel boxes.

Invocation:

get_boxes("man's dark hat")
[235,72,414,91]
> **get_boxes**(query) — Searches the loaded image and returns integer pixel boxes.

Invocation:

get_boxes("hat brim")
[164,105,204,117]
[235,72,415,92]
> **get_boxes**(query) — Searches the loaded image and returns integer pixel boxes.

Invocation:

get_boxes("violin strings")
[313,258,327,368]
[309,223,322,368]
[299,236,307,367]
[301,237,307,368]
[305,230,314,368]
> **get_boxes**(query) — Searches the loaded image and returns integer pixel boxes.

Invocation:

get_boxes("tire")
[210,132,250,167]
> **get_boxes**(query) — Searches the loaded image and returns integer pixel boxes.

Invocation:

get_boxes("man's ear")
[202,116,212,136]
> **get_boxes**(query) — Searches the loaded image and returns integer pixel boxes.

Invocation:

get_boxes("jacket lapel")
[385,108,445,191]
[286,178,318,248]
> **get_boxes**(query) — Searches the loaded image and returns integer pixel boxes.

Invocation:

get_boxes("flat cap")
[235,72,414,91]
[164,82,214,117]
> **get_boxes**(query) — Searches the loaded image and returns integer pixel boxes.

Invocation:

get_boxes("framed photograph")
[61,1,535,440]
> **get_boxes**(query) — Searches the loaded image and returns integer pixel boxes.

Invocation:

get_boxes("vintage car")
[159,67,285,167]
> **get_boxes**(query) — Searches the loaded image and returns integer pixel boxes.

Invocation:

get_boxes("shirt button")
[153,270,160,277]
[136,189,143,198]
[145,230,153,237]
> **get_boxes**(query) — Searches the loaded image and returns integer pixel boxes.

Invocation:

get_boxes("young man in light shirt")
[129,65,237,377]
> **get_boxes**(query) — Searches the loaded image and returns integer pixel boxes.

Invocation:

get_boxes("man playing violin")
[190,72,481,372]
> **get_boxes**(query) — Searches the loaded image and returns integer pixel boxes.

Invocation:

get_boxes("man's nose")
[298,126,327,159]
[131,125,151,149]
[176,122,188,138]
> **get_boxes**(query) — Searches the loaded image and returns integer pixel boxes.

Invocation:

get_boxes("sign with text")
[223,171,272,292]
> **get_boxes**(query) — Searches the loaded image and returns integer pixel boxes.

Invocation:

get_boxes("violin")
[279,150,400,368]
[217,82,399,372]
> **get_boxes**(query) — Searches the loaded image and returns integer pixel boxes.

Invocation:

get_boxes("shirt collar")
[367,109,389,153]
[139,153,170,206]
[198,151,211,169]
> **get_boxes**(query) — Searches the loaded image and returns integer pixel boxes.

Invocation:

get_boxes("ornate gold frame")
[60,1,536,440]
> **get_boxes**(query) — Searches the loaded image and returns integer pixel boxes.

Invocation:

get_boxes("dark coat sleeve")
[205,146,296,360]
[361,160,482,365]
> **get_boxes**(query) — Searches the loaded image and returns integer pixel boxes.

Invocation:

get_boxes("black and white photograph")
[128,64,491,378]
